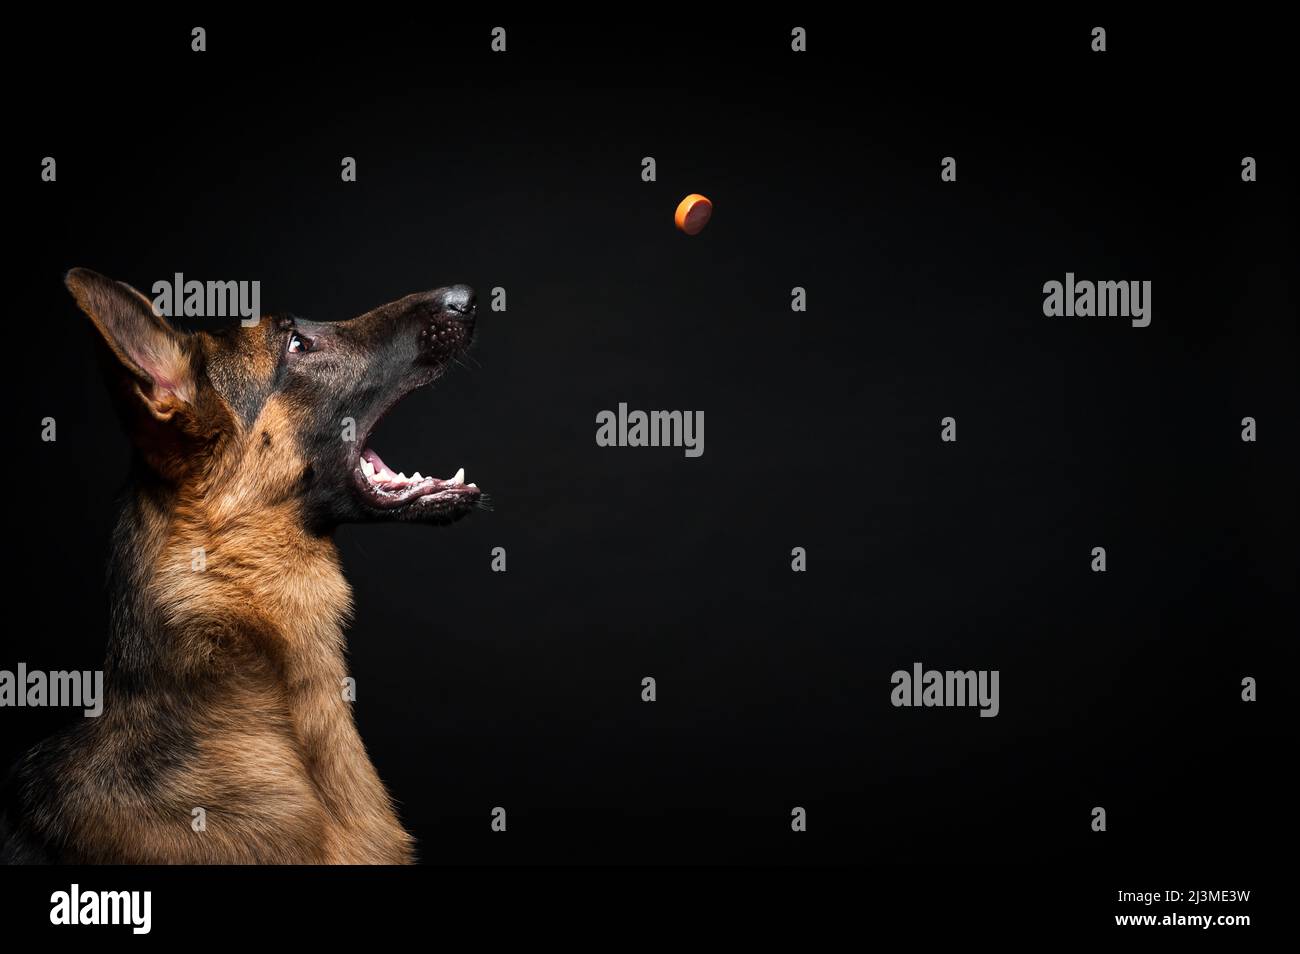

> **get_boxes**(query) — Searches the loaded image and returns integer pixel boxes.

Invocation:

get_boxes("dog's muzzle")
[418,284,476,362]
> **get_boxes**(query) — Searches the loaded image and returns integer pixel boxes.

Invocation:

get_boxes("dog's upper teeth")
[449,467,465,486]
[361,458,375,478]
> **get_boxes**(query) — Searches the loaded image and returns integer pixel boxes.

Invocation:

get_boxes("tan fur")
[123,396,415,863]
[3,271,457,865]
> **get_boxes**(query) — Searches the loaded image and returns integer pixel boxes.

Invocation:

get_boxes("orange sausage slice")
[674,194,713,235]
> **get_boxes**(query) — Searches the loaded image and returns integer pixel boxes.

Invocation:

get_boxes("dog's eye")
[287,332,311,355]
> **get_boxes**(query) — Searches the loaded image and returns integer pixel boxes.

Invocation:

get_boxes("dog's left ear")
[65,268,198,422]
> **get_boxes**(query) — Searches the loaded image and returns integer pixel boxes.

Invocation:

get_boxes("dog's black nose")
[437,284,476,322]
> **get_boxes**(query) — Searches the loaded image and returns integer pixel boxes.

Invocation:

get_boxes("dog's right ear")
[65,268,198,423]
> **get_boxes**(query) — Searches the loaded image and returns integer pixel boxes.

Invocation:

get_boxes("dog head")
[66,268,484,530]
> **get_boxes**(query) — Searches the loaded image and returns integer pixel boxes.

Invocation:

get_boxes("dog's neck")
[100,473,413,862]
[110,476,353,679]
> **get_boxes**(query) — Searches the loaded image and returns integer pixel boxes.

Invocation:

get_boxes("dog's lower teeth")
[361,454,476,497]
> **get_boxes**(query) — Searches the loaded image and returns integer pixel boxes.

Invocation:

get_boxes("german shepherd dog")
[1,269,482,863]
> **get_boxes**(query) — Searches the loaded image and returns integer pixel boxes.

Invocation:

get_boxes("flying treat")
[674,194,712,235]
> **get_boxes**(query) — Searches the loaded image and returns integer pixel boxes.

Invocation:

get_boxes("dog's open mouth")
[353,444,482,514]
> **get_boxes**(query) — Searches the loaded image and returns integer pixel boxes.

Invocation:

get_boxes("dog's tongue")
[360,446,471,491]
[362,447,394,479]
[361,447,435,488]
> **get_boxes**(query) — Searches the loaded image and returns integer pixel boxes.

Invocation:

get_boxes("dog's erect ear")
[65,268,197,421]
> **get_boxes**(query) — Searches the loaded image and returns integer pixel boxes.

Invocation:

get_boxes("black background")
[4,13,1295,873]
